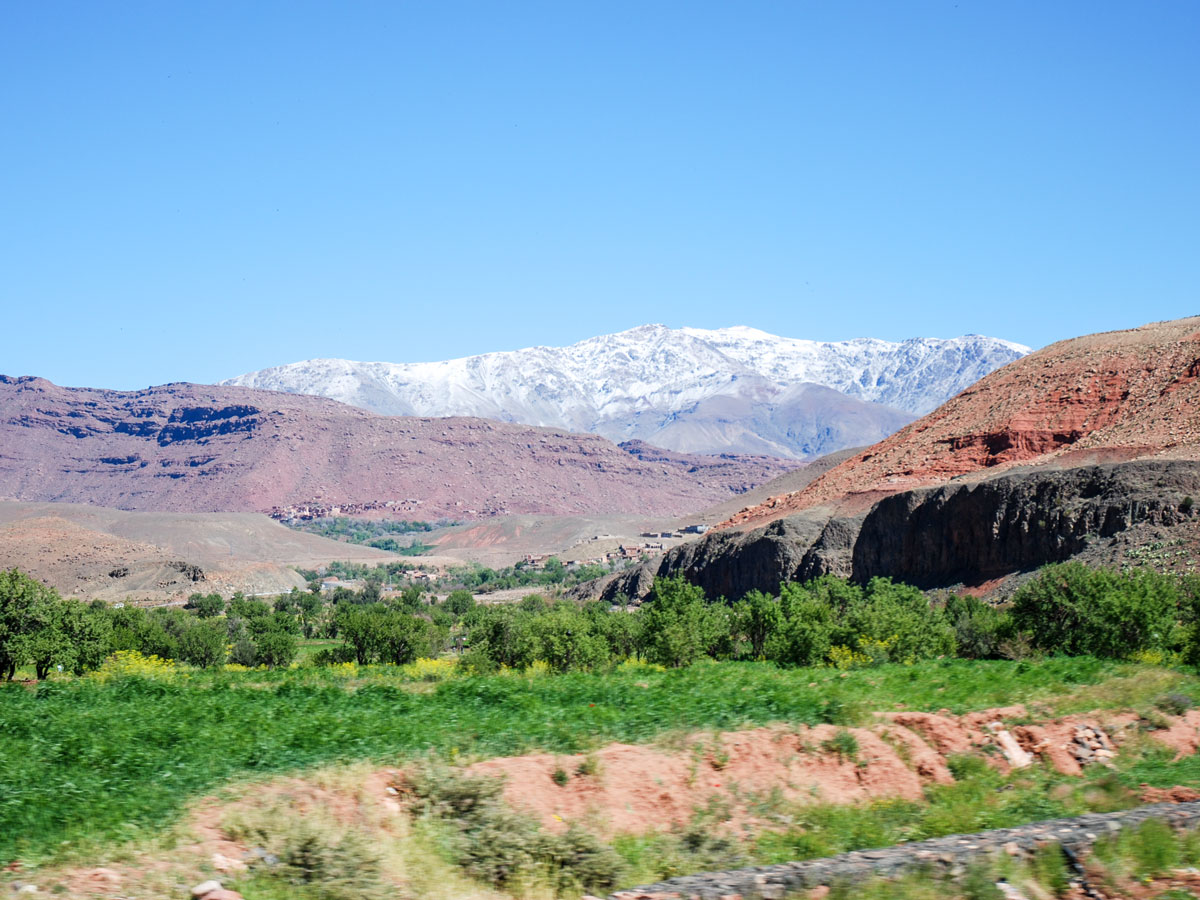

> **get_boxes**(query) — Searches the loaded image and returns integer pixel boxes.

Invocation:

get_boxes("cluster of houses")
[270,498,424,522]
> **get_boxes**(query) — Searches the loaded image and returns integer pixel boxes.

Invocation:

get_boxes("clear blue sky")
[2,1,1197,389]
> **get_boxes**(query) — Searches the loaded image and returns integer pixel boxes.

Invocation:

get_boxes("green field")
[2,656,1197,868]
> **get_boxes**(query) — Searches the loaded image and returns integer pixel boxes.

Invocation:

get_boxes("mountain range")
[222,325,1030,458]
[0,376,798,518]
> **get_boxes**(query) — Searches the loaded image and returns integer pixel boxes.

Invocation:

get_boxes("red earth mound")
[723,317,1200,528]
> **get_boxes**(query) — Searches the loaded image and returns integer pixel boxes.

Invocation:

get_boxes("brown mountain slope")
[0,376,796,518]
[724,316,1200,528]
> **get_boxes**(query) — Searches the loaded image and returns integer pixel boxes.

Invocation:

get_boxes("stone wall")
[609,801,1200,899]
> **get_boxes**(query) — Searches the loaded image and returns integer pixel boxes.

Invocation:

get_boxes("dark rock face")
[852,460,1200,587]
[597,459,1200,601]
[599,511,864,602]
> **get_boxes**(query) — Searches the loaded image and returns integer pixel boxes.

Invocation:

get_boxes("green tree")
[58,600,114,675]
[839,578,956,664]
[1012,563,1180,658]
[185,592,226,618]
[0,568,61,680]
[376,609,439,665]
[336,604,381,664]
[732,590,782,659]
[528,607,608,672]
[443,589,476,618]
[177,618,228,668]
[640,576,717,668]
[766,581,835,667]
[255,628,298,668]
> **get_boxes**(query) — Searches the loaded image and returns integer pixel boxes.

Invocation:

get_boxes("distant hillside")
[222,324,1027,457]
[0,376,798,518]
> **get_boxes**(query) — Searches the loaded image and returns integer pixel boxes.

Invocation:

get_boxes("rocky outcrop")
[611,801,1200,898]
[852,459,1200,587]
[594,459,1200,600]
[598,510,863,602]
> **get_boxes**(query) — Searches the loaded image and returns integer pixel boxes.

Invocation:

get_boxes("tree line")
[2,562,1199,680]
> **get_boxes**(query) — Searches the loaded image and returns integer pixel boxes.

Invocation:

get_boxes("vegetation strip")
[613,801,1200,898]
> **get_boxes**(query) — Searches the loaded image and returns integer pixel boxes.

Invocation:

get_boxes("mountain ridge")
[221,324,1029,458]
[0,376,799,518]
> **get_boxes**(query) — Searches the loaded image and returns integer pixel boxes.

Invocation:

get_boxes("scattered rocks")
[210,852,247,873]
[189,879,242,900]
[987,722,1034,769]
[609,801,1200,899]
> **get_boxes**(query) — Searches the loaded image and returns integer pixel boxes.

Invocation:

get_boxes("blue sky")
[2,1,1197,389]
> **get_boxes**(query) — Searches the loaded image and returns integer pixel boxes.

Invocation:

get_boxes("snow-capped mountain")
[221,325,1030,459]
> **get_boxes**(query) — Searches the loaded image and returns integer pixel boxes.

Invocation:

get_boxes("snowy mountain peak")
[221,325,1029,458]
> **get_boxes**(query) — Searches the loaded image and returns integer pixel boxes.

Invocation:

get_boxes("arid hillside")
[725,316,1200,528]
[0,501,403,601]
[0,377,797,518]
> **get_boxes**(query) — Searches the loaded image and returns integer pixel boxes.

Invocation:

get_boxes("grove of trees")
[2,561,1199,681]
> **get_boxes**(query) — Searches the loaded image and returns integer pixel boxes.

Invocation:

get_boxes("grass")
[0,657,1196,867]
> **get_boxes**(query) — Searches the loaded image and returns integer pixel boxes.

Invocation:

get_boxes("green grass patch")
[0,657,1195,866]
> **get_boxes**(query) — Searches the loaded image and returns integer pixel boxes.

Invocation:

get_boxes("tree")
[839,578,956,664]
[229,592,270,621]
[336,604,381,664]
[58,600,114,675]
[375,609,439,666]
[178,619,228,668]
[767,582,835,667]
[444,589,476,618]
[298,591,325,638]
[185,592,226,618]
[732,590,782,660]
[1012,563,1180,658]
[0,569,63,680]
[640,576,718,668]
[528,607,608,672]
[256,628,298,668]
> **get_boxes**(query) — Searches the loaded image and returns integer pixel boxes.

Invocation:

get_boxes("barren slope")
[0,501,404,601]
[0,377,796,519]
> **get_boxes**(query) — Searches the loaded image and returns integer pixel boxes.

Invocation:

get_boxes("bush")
[821,729,860,763]
[402,764,624,891]
[1012,563,1180,658]
[944,594,1011,660]
[641,577,728,668]
[257,628,299,668]
[224,801,385,900]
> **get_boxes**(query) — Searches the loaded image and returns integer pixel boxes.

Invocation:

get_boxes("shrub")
[402,764,624,891]
[1011,563,1180,658]
[223,802,385,900]
[1155,691,1195,716]
[641,577,725,668]
[821,729,860,763]
[944,594,1012,660]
